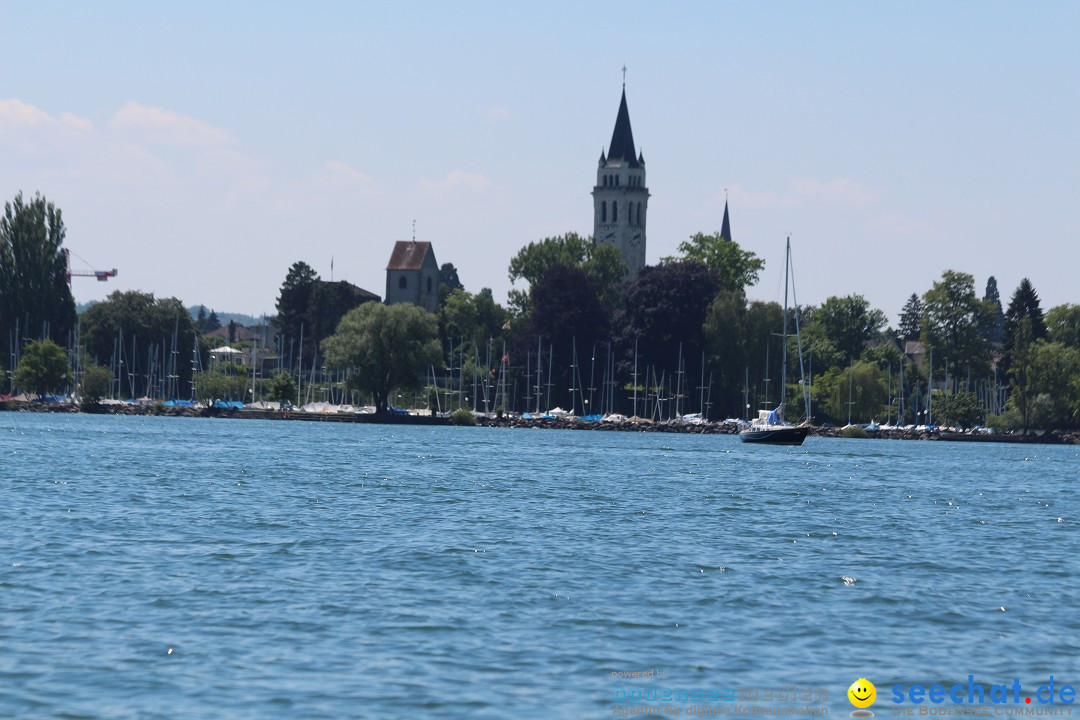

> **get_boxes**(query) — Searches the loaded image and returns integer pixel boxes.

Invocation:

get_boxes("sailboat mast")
[780,236,790,418]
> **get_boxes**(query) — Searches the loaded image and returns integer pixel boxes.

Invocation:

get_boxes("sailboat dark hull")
[739,425,809,445]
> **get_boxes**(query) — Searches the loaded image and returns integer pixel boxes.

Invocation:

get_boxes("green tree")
[1001,278,1048,418]
[1002,278,1045,375]
[1027,341,1080,430]
[821,361,888,425]
[273,261,376,365]
[663,232,764,294]
[270,370,297,408]
[322,303,441,415]
[0,193,77,372]
[79,364,114,409]
[14,339,69,399]
[80,291,200,399]
[440,288,508,349]
[744,300,784,413]
[437,262,465,307]
[194,368,247,404]
[982,276,1005,348]
[898,293,923,341]
[190,305,221,334]
[804,295,887,368]
[921,270,992,392]
[702,289,748,417]
[616,261,720,412]
[507,232,625,315]
[517,265,610,413]
[307,280,376,352]
[1046,304,1080,349]
[936,391,982,429]
[1003,278,1047,351]
[274,260,319,353]
[1007,317,1038,433]
[861,341,904,371]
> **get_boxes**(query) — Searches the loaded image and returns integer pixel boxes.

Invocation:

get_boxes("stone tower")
[592,86,649,281]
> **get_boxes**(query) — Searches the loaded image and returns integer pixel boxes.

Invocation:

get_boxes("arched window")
[398,276,407,290]
[637,203,642,225]
[601,201,607,223]
[602,176,608,187]
[427,277,433,292]
[613,201,618,222]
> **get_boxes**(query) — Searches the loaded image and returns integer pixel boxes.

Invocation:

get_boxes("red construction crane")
[64,248,117,286]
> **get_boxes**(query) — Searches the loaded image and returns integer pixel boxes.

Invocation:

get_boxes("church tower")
[592,85,649,281]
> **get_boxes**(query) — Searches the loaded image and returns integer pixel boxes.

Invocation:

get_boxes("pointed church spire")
[720,199,732,242]
[607,88,638,166]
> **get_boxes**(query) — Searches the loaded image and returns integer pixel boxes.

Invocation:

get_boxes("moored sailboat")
[741,237,810,445]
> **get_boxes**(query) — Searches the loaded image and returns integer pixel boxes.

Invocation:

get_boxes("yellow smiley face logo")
[848,678,876,708]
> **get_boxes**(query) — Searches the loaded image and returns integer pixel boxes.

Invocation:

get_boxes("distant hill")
[186,306,267,328]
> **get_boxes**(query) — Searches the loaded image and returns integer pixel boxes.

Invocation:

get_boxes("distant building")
[592,85,649,281]
[904,340,926,367]
[209,345,248,367]
[385,240,439,312]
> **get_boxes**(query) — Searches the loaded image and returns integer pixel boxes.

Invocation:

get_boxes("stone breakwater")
[4,401,1078,443]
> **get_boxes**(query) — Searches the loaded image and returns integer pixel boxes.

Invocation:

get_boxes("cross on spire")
[622,63,627,88]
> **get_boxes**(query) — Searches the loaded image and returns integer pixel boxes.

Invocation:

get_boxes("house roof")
[346,282,380,301]
[318,279,380,301]
[387,240,434,271]
[605,89,641,168]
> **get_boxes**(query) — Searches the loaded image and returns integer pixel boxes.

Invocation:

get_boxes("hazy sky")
[2,2,1077,322]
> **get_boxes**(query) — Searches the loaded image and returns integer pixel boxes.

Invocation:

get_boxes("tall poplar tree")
[0,193,77,388]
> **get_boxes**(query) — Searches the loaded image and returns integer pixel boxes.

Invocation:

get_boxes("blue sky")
[2,1,1077,321]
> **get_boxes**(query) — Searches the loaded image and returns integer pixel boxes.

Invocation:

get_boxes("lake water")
[2,413,1078,719]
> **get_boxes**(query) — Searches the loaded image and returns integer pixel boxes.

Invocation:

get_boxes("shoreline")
[5,400,1077,445]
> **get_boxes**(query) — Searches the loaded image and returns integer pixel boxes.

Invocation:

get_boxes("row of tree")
[5,188,1080,431]
[312,229,1080,430]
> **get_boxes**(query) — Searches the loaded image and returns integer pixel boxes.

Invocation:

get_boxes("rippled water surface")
[2,413,1079,718]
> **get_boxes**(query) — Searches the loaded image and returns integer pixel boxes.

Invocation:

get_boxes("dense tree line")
[6,189,1080,431]
[79,291,202,400]
[306,229,1080,432]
